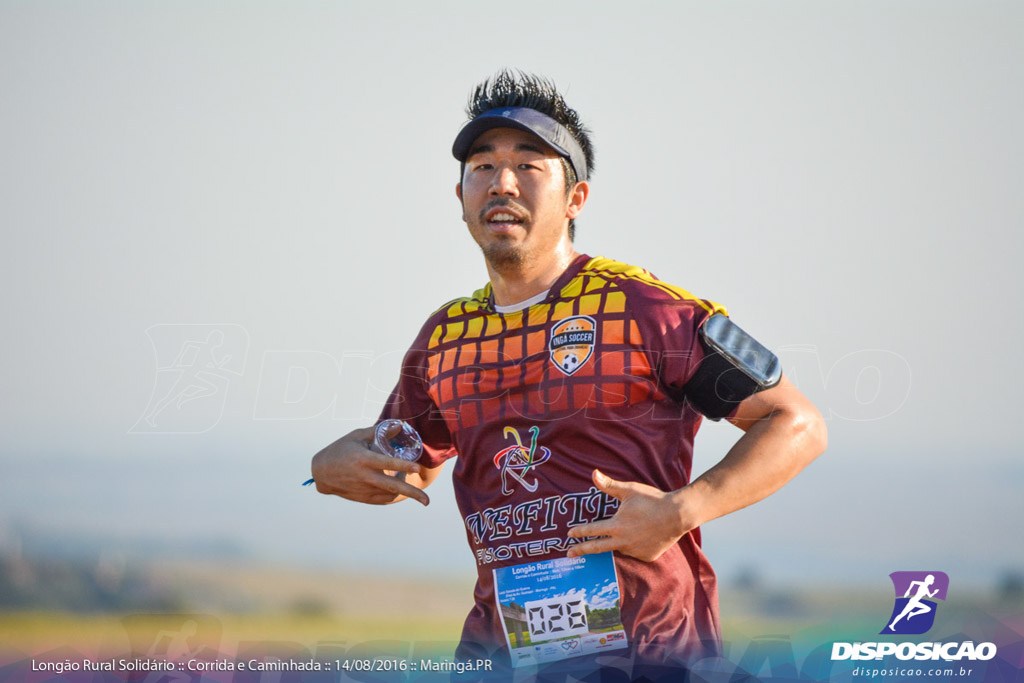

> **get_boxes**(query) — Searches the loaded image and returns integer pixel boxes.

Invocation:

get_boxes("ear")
[565,181,590,220]
[455,183,466,221]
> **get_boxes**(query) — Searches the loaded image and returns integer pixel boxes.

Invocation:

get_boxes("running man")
[311,70,827,677]
[889,574,939,631]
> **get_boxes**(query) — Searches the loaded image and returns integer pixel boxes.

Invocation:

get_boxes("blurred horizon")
[3,438,1022,591]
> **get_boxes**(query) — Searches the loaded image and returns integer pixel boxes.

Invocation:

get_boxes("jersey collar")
[482,253,591,313]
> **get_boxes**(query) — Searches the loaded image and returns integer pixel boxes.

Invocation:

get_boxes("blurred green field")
[0,611,466,657]
[0,560,474,660]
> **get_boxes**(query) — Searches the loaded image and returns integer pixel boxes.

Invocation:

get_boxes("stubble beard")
[479,236,528,272]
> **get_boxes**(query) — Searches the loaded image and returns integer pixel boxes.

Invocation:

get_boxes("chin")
[481,242,528,270]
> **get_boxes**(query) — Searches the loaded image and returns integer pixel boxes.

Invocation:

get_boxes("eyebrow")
[466,141,552,159]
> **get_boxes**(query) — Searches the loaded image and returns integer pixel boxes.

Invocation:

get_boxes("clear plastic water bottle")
[372,419,423,463]
[303,419,422,487]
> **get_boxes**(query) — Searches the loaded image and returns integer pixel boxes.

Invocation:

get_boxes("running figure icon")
[888,574,938,630]
[881,571,949,635]
[131,324,248,434]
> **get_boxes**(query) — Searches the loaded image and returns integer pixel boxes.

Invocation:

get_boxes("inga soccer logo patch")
[549,315,597,376]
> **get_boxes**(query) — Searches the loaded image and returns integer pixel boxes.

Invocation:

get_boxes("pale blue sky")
[1,1,1022,588]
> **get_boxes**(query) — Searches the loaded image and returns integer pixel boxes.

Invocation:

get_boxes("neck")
[486,242,579,307]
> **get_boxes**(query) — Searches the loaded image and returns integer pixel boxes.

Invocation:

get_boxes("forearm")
[565,410,823,562]
[675,404,827,529]
[566,378,827,563]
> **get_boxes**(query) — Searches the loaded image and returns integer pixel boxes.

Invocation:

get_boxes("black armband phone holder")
[684,314,782,420]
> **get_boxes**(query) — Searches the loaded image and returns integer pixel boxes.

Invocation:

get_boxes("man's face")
[456,127,580,272]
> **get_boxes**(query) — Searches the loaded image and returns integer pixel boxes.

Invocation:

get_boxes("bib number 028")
[523,595,589,639]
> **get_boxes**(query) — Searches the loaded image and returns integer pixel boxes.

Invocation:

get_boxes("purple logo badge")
[880,571,949,635]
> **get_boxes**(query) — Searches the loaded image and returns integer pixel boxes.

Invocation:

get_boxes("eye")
[518,163,540,171]
[472,163,493,171]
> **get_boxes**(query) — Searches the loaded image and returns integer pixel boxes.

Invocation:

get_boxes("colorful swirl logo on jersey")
[549,315,597,376]
[492,425,552,495]
[880,571,949,635]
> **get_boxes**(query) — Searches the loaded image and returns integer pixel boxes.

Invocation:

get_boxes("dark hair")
[462,70,594,241]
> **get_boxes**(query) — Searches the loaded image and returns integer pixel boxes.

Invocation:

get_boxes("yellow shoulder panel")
[582,256,727,316]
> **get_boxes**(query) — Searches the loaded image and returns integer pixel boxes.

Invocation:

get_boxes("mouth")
[483,205,527,230]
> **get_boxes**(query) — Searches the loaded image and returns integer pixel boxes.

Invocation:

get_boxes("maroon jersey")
[380,254,728,666]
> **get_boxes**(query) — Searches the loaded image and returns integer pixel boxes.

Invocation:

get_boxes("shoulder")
[408,283,493,350]
[578,256,727,317]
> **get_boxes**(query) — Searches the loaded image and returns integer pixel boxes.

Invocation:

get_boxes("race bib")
[492,552,628,667]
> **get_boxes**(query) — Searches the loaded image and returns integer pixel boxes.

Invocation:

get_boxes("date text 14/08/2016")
[339,659,494,674]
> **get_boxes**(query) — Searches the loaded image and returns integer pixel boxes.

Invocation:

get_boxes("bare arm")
[567,375,827,561]
[310,426,444,506]
[683,374,828,525]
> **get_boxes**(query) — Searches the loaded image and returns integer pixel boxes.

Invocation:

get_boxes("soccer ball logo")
[561,353,580,373]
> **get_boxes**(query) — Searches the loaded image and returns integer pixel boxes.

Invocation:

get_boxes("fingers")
[365,450,424,476]
[592,469,633,499]
[340,426,424,475]
[567,536,619,558]
[566,519,616,540]
[368,469,430,506]
[316,468,430,506]
[566,519,619,558]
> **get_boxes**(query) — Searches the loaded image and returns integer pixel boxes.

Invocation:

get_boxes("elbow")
[794,404,828,462]
[772,400,827,467]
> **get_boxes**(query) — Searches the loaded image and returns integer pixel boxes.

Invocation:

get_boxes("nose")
[489,166,519,197]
